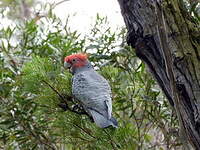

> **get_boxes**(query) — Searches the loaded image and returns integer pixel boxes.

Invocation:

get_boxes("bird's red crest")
[64,53,88,62]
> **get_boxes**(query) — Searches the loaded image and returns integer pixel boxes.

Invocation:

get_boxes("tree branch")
[41,80,90,117]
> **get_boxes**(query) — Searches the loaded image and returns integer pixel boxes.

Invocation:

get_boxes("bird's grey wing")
[72,70,112,119]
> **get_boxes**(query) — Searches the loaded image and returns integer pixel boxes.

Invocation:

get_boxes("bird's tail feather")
[89,109,118,128]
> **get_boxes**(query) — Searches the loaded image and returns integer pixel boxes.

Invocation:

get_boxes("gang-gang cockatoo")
[64,53,118,128]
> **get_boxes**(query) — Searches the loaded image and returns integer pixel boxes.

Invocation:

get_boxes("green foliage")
[181,0,200,23]
[0,4,186,150]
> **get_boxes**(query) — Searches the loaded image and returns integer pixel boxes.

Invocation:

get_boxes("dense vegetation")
[0,0,199,149]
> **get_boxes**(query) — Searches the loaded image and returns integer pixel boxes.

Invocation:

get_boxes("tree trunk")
[117,0,200,149]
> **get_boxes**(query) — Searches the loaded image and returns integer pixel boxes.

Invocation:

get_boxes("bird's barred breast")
[72,70,111,108]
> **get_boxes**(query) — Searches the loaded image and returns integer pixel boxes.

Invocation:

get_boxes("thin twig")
[41,80,90,117]
[73,123,96,139]
[42,80,66,102]
[103,130,118,150]
[51,0,70,10]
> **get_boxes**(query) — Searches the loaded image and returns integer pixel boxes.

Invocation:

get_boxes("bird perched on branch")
[64,53,118,128]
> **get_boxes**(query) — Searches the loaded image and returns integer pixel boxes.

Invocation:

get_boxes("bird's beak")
[64,62,71,69]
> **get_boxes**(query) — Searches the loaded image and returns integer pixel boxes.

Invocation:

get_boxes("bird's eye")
[72,59,76,62]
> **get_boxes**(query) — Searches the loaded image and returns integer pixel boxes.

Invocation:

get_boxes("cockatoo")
[64,53,118,128]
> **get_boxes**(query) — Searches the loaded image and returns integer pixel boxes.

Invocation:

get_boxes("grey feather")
[72,63,117,128]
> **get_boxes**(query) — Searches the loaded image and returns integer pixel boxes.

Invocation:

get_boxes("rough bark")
[117,0,200,149]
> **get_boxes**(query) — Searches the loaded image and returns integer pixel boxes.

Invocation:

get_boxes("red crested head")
[64,53,88,70]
